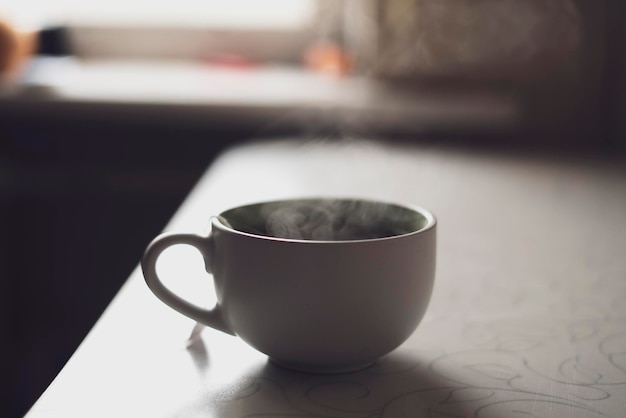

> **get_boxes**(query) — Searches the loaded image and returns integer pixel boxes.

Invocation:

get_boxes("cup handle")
[141,232,235,335]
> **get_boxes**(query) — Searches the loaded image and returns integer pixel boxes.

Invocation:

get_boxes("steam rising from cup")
[261,199,416,241]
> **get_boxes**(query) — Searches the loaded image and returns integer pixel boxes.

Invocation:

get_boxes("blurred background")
[0,1,624,417]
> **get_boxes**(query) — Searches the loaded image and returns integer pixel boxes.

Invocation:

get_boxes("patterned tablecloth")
[28,139,626,418]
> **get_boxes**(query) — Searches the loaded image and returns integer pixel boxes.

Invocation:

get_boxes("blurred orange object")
[0,17,36,76]
[205,53,257,70]
[304,42,352,76]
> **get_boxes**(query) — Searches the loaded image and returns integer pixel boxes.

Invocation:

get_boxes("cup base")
[269,358,375,374]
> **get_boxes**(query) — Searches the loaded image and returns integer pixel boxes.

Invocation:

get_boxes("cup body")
[142,198,436,373]
[211,214,436,372]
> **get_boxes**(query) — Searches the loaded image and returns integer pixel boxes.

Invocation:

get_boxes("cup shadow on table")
[204,352,478,418]
[192,347,613,418]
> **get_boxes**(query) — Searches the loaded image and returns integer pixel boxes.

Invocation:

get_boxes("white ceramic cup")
[142,198,436,373]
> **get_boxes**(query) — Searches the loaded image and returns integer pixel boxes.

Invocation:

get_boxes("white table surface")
[27,138,626,417]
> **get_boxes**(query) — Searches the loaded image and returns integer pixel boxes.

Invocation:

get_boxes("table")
[26,138,626,417]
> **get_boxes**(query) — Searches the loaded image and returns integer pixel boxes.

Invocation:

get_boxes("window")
[2,0,316,29]
[1,0,328,61]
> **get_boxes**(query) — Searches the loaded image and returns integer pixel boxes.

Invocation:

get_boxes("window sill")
[0,57,520,135]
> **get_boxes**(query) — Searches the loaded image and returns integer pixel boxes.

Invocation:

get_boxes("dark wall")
[0,112,254,418]
[603,0,626,152]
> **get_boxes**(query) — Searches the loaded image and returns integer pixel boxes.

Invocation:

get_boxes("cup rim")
[211,197,436,244]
